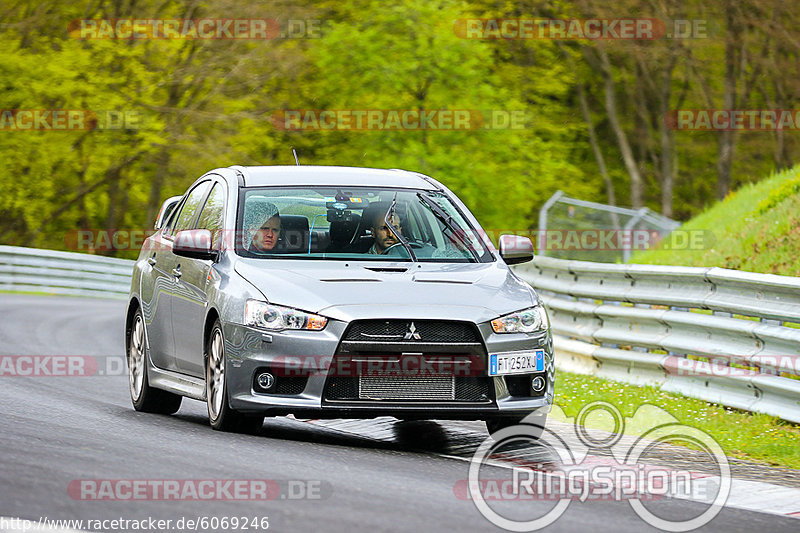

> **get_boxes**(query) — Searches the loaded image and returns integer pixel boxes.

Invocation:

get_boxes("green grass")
[619,167,800,468]
[553,371,800,469]
[0,289,118,299]
[630,165,800,275]
[0,289,68,297]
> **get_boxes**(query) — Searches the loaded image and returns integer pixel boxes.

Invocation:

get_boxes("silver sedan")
[126,165,553,435]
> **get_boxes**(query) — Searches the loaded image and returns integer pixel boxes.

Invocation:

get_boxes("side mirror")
[173,229,217,261]
[154,196,182,231]
[499,234,534,265]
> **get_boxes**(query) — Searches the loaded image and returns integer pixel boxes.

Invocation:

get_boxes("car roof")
[230,165,438,190]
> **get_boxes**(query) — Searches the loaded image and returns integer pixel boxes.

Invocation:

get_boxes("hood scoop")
[320,278,381,282]
[363,267,408,273]
[413,278,472,284]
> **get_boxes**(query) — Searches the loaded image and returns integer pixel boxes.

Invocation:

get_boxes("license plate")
[489,350,545,376]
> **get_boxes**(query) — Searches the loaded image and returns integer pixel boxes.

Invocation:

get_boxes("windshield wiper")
[386,193,417,262]
[416,193,481,262]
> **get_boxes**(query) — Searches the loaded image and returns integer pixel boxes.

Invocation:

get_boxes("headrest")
[329,214,361,243]
[278,215,309,252]
[361,201,393,229]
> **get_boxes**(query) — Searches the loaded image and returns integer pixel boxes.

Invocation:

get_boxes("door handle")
[172,267,182,278]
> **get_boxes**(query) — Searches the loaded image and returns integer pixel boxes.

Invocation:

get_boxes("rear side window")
[196,183,226,246]
[168,182,211,236]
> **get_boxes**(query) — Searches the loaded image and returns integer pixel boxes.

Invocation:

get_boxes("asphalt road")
[0,294,797,533]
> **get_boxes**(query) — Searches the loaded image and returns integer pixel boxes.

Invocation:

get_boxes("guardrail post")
[537,190,565,257]
[622,207,649,263]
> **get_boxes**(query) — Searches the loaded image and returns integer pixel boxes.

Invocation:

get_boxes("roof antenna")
[292,148,300,166]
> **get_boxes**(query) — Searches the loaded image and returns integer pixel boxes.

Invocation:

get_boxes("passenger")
[244,202,281,253]
[367,207,402,255]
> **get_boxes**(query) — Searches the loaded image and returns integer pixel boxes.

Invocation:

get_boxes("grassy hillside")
[631,166,800,275]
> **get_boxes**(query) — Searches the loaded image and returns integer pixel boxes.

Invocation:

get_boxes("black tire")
[485,413,547,439]
[206,319,264,434]
[128,308,182,414]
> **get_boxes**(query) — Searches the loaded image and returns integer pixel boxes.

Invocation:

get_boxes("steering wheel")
[382,242,410,257]
[382,240,430,257]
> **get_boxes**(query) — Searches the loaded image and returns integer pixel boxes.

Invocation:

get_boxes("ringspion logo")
[467,402,730,531]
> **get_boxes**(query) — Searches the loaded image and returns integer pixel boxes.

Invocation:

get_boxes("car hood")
[234,259,536,323]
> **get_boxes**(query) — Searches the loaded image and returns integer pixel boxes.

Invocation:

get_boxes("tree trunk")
[659,60,677,218]
[597,48,644,208]
[146,148,172,226]
[773,80,792,170]
[104,166,121,233]
[716,7,738,199]
[576,81,617,209]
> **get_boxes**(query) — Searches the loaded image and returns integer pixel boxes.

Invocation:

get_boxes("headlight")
[491,305,549,334]
[245,300,328,331]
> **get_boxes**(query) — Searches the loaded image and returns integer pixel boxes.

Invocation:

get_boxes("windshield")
[235,186,493,262]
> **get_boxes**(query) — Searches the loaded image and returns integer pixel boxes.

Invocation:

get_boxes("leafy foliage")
[632,165,800,275]
[757,171,800,214]
[0,0,797,259]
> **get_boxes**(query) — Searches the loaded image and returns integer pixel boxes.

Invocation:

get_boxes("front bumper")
[222,319,555,420]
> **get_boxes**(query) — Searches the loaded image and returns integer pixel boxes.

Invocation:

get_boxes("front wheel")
[206,320,263,434]
[128,308,182,414]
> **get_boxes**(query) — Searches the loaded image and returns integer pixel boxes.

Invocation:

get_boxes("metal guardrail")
[2,245,798,422]
[513,256,800,424]
[0,245,134,299]
[537,190,682,263]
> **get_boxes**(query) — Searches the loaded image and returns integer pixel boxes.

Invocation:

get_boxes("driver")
[243,202,281,253]
[367,207,403,255]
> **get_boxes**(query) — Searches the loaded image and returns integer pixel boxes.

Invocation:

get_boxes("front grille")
[359,374,455,400]
[275,376,308,395]
[324,374,491,402]
[325,376,358,400]
[323,319,491,404]
[344,320,480,343]
[456,376,491,401]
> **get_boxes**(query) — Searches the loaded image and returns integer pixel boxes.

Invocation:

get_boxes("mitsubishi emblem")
[404,322,422,340]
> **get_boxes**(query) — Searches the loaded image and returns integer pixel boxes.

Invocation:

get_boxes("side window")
[162,199,183,234]
[169,182,211,236]
[163,197,186,236]
[196,183,226,246]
